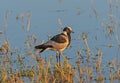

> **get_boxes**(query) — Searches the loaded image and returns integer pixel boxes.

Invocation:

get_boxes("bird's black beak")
[72,31,74,33]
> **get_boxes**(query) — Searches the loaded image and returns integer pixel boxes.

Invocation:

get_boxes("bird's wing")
[50,33,67,43]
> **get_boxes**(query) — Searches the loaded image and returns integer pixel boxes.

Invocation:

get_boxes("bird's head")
[63,26,74,34]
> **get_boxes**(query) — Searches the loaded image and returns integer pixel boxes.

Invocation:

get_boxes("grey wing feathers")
[50,33,67,43]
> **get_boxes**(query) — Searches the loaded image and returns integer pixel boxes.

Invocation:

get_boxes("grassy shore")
[0,31,120,83]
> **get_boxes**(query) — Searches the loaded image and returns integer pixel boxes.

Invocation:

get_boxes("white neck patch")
[63,31,67,35]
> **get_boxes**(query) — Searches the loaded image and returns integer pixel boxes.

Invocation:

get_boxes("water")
[0,0,120,82]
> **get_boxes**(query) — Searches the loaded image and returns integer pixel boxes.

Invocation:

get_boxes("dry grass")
[1,31,120,83]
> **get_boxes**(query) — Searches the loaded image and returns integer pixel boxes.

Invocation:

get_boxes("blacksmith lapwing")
[35,26,74,64]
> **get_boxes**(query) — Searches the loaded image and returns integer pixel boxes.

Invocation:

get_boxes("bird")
[35,26,74,64]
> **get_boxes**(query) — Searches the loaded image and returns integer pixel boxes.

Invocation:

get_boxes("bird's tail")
[35,44,53,53]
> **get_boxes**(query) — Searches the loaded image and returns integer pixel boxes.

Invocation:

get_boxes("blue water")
[0,0,120,82]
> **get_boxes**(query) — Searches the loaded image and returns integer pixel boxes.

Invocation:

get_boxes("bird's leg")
[56,53,59,64]
[38,51,42,59]
[59,53,61,66]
